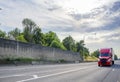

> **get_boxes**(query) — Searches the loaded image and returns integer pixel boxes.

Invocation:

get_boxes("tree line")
[0,18,118,59]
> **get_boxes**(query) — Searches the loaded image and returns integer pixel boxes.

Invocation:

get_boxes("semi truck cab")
[98,48,114,66]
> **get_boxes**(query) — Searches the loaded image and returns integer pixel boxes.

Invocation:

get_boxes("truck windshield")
[100,53,109,57]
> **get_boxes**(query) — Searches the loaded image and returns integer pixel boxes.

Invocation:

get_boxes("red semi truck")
[98,48,114,66]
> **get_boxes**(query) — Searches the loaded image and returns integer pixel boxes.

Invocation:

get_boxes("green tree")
[76,40,90,58]
[16,33,27,42]
[91,49,99,58]
[50,40,61,48]
[8,28,20,40]
[76,40,84,52]
[114,55,118,60]
[44,31,60,46]
[33,27,44,45]
[0,29,6,38]
[22,18,37,43]
[50,40,66,50]
[83,47,89,57]
[62,35,76,52]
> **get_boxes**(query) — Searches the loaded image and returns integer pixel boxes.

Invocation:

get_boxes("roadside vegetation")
[84,56,98,62]
[0,57,69,65]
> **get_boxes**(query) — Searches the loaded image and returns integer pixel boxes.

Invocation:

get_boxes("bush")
[14,57,33,62]
[58,59,67,63]
[0,57,36,64]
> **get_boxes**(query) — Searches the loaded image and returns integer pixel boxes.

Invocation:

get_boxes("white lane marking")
[33,75,38,78]
[0,74,25,79]
[112,69,115,71]
[0,73,34,79]
[16,66,95,82]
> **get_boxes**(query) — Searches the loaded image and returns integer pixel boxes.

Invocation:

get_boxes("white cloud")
[55,0,118,14]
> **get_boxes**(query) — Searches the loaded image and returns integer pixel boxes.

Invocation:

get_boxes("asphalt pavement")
[0,60,120,82]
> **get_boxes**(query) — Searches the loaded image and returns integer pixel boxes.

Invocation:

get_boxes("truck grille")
[100,59,107,64]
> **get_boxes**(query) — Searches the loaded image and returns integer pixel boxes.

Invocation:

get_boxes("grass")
[0,57,37,64]
[0,57,69,65]
[84,56,98,62]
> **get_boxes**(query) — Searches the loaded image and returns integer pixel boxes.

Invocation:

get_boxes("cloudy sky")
[0,0,120,57]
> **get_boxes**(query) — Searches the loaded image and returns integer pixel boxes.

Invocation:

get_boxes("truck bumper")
[98,61,112,66]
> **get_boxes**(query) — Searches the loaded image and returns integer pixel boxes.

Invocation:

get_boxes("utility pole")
[17,40,19,55]
[82,35,85,61]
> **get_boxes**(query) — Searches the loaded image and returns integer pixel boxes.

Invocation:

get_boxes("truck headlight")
[107,59,111,62]
[98,59,100,61]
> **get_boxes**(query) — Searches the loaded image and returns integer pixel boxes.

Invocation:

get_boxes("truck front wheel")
[112,61,114,65]
[98,64,102,67]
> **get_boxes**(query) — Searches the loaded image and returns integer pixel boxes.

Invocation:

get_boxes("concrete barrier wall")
[0,38,83,62]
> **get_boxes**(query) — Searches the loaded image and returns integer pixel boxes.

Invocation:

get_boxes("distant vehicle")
[98,48,114,66]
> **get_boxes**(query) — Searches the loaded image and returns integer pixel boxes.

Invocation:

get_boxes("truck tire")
[98,64,102,67]
[112,61,114,65]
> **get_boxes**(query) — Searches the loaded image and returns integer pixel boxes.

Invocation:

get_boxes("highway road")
[0,60,120,82]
